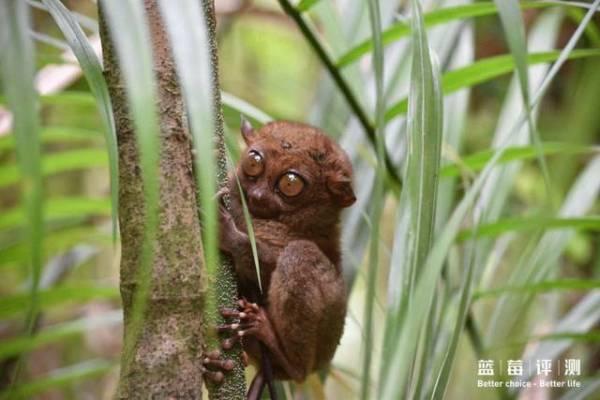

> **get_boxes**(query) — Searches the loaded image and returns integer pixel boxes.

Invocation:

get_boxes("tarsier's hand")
[217,187,246,255]
[219,299,270,348]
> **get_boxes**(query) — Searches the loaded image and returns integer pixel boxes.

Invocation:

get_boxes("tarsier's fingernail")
[239,312,246,318]
[223,360,235,370]
[222,338,236,349]
[238,331,245,337]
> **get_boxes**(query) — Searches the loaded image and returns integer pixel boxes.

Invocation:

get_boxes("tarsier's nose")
[249,190,270,208]
[248,188,278,217]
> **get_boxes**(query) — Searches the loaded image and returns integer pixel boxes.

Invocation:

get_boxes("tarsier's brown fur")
[210,120,355,398]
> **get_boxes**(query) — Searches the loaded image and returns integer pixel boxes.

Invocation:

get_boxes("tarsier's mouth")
[248,202,279,219]
[248,203,279,219]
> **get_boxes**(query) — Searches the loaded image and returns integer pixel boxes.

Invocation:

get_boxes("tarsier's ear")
[327,174,356,208]
[240,115,255,145]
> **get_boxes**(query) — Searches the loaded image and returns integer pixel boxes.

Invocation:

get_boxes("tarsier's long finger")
[237,299,259,313]
[221,335,241,350]
[203,357,235,372]
[220,308,241,319]
[202,369,224,384]
[217,322,256,334]
[237,326,259,338]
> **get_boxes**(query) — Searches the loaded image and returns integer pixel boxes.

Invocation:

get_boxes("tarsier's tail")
[247,344,278,400]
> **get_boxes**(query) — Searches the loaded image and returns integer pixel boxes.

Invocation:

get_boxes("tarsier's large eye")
[278,172,305,197]
[242,150,264,177]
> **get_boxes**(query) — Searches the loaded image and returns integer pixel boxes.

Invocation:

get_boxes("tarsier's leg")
[218,240,341,381]
[218,299,300,379]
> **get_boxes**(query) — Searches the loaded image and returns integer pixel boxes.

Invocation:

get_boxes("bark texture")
[202,1,248,399]
[100,1,206,398]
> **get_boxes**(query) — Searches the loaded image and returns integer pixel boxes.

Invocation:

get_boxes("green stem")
[276,0,402,186]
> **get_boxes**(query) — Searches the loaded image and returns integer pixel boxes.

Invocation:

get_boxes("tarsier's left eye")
[242,150,264,177]
[278,172,305,197]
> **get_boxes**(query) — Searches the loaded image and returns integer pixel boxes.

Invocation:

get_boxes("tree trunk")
[100,1,206,397]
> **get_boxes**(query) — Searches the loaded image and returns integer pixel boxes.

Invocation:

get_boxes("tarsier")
[204,120,355,400]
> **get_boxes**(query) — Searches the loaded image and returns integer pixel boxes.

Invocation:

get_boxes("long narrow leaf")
[473,280,600,300]
[385,49,600,121]
[0,285,119,319]
[0,310,122,359]
[0,0,44,334]
[336,0,598,68]
[0,149,108,189]
[381,0,444,396]
[440,142,597,178]
[493,0,552,205]
[360,0,387,398]
[41,0,119,241]
[0,359,115,399]
[457,216,600,241]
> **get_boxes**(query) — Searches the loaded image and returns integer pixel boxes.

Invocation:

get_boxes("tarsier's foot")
[218,298,269,349]
[201,349,235,385]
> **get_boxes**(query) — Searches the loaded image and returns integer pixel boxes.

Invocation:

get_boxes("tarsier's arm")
[218,201,279,269]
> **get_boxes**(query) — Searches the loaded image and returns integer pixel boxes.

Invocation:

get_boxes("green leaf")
[221,91,273,125]
[0,197,110,232]
[0,127,102,152]
[473,279,600,300]
[493,0,552,208]
[0,0,44,333]
[458,216,600,242]
[336,1,591,68]
[385,49,600,122]
[297,0,321,12]
[0,285,118,319]
[41,0,119,241]
[0,227,110,269]
[361,0,387,398]
[233,172,263,293]
[0,310,122,359]
[520,292,600,381]
[0,359,115,399]
[487,156,600,348]
[381,137,511,400]
[486,0,600,356]
[381,0,444,397]
[431,224,479,399]
[440,143,597,178]
[0,149,108,189]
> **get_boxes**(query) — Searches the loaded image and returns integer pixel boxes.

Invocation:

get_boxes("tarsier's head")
[236,119,356,221]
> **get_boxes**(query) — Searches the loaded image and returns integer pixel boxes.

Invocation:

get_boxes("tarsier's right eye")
[242,150,264,177]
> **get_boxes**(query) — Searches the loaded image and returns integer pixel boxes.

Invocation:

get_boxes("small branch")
[276,0,402,186]
[202,1,247,399]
